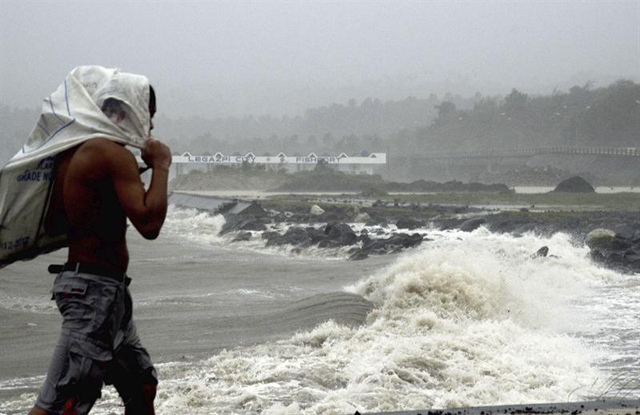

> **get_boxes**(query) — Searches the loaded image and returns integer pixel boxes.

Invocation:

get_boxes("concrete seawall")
[169,192,251,214]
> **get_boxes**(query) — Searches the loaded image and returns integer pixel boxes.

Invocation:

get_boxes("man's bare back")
[46,137,171,273]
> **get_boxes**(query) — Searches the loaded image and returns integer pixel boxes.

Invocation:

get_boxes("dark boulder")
[273,214,288,223]
[239,201,268,217]
[623,251,640,264]
[588,233,640,273]
[552,176,595,193]
[399,233,424,248]
[324,223,358,246]
[348,248,369,261]
[362,233,424,254]
[532,246,549,258]
[283,227,313,246]
[263,231,288,247]
[262,227,319,247]
[290,213,310,223]
[396,218,424,230]
[232,232,252,242]
[215,201,240,216]
[262,231,279,240]
[264,225,359,249]
[220,215,268,235]
[460,218,486,232]
[306,227,329,245]
[609,236,632,251]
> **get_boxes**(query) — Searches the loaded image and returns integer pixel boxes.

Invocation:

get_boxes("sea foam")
[83,229,612,415]
[4,224,633,415]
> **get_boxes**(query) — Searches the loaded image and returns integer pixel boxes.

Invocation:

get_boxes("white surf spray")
[77,229,628,415]
[164,206,357,259]
[4,227,636,415]
[163,205,227,246]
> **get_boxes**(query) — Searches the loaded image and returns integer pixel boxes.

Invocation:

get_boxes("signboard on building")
[171,152,386,165]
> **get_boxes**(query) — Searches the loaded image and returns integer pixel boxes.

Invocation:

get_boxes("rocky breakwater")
[213,199,640,272]
[219,201,271,240]
[218,201,428,260]
[587,228,640,273]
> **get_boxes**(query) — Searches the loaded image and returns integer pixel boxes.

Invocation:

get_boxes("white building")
[170,151,387,176]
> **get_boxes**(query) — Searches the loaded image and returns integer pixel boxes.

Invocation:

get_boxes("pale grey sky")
[0,1,638,117]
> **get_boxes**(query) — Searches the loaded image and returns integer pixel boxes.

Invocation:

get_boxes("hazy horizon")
[1,1,638,118]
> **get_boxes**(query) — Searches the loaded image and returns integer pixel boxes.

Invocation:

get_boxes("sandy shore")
[363,400,640,415]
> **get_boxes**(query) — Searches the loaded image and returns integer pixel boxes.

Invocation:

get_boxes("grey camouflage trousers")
[35,270,157,414]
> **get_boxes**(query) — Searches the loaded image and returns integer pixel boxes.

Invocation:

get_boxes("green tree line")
[411,80,640,154]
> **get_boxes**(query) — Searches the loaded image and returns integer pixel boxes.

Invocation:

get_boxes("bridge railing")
[422,146,640,158]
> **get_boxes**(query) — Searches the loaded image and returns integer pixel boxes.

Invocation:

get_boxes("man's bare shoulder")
[75,138,136,166]
[78,138,133,157]
[67,138,138,182]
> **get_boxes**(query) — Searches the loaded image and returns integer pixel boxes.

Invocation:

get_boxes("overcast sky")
[0,1,638,117]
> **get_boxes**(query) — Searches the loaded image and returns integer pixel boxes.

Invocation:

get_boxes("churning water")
[0,206,638,414]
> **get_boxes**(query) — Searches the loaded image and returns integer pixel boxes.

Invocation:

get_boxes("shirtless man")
[29,87,171,415]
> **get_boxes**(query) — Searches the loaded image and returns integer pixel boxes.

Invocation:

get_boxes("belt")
[48,262,131,285]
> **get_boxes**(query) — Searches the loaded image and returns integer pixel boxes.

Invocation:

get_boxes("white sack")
[0,65,152,268]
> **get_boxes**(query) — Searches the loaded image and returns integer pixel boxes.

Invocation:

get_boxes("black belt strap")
[48,263,130,285]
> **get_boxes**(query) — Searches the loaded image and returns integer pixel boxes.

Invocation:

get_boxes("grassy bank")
[358,191,640,212]
[171,166,639,212]
[258,191,640,213]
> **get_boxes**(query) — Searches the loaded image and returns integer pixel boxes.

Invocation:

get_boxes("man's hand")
[141,139,172,170]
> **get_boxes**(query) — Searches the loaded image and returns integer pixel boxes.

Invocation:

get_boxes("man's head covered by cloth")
[91,67,156,139]
[76,65,155,144]
[19,65,155,160]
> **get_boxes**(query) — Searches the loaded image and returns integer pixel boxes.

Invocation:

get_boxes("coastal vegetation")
[170,164,511,193]
[158,79,639,159]
[255,190,640,213]
[355,191,640,212]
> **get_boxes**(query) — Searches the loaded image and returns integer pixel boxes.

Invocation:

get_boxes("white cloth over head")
[0,65,152,268]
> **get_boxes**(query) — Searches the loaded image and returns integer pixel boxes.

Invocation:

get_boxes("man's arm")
[107,139,172,240]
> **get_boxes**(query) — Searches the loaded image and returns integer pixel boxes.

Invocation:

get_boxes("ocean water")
[0,206,638,414]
